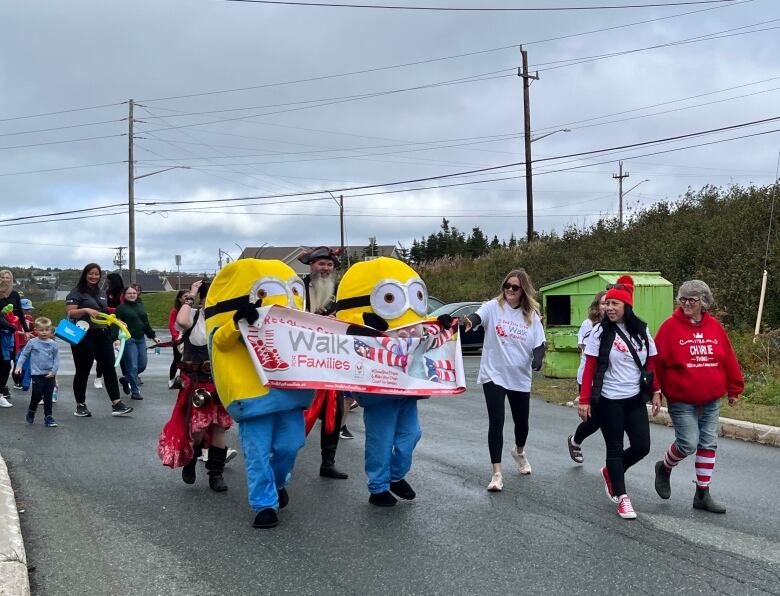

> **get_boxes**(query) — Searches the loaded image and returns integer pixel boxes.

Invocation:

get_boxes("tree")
[466,226,490,258]
[490,235,501,250]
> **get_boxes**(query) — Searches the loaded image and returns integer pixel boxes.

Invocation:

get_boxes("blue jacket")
[15,338,59,376]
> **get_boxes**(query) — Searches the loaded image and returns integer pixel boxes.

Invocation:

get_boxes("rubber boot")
[693,486,726,513]
[320,446,348,480]
[206,446,228,492]
[182,444,202,485]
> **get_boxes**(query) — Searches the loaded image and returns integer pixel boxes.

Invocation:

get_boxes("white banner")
[237,306,466,396]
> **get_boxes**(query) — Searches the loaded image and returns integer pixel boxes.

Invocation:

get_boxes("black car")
[430,301,484,353]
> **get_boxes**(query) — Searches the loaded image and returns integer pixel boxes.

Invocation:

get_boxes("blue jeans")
[361,396,422,494]
[122,338,148,395]
[668,399,720,456]
[238,410,306,511]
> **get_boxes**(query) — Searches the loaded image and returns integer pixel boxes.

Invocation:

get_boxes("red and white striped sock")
[663,443,686,470]
[695,448,716,487]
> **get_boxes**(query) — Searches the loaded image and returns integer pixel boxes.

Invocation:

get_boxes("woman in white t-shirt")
[464,269,546,493]
[567,291,606,464]
[578,275,662,520]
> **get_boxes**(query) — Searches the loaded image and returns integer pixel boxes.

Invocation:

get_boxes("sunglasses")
[503,283,521,292]
[606,283,626,290]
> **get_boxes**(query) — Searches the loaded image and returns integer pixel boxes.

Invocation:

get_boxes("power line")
[0,160,126,178]
[0,102,126,124]
[217,0,739,12]
[0,133,126,151]
[0,119,127,138]
[139,0,748,104]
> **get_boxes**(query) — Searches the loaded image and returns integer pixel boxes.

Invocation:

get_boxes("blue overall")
[359,394,422,494]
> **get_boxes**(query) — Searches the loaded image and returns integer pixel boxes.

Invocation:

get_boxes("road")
[0,347,778,595]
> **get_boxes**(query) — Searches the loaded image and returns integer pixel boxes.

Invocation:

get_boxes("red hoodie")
[654,308,743,405]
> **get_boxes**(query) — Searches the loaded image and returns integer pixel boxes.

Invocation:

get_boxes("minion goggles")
[204,276,304,319]
[335,278,428,320]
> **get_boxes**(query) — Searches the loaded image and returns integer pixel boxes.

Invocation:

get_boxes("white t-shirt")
[175,308,208,347]
[475,299,546,392]
[576,318,594,384]
[583,322,657,400]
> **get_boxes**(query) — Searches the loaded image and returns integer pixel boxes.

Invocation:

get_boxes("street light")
[128,165,191,284]
[624,179,650,198]
[327,191,345,260]
[530,128,571,143]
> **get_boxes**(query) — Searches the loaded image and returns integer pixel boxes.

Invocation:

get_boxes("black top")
[65,287,108,329]
[0,291,30,332]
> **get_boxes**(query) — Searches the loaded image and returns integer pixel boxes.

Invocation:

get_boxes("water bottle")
[154,345,161,356]
[52,386,58,403]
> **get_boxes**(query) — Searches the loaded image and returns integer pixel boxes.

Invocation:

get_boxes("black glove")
[233,299,262,326]
[436,314,454,330]
[532,343,546,372]
[362,312,389,332]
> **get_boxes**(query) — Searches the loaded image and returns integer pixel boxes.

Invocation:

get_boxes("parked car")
[427,295,446,313]
[430,301,484,353]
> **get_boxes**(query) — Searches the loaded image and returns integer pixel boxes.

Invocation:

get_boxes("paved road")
[1,347,779,595]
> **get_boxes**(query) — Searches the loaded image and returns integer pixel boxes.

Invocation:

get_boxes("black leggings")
[573,415,601,445]
[0,357,11,392]
[597,394,651,496]
[483,381,530,464]
[71,329,120,404]
[169,347,182,380]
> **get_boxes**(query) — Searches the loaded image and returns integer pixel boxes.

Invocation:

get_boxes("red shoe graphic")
[257,347,289,371]
[269,349,289,371]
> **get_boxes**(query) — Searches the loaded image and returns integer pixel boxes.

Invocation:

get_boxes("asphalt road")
[1,347,778,595]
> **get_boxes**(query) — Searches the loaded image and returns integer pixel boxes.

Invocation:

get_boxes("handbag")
[614,326,655,402]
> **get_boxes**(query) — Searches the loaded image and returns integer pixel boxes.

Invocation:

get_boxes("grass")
[532,376,780,428]
[32,291,178,329]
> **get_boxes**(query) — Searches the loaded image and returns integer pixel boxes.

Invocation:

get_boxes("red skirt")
[157,375,233,469]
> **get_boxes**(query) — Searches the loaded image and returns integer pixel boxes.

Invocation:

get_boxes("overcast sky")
[1,0,779,273]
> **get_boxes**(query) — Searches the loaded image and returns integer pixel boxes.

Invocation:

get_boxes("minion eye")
[408,279,428,316]
[249,279,287,302]
[371,282,407,319]
[290,279,305,299]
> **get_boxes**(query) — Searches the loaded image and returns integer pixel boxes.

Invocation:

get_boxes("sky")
[1,0,779,273]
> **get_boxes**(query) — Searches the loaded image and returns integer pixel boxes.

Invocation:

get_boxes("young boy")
[15,317,60,427]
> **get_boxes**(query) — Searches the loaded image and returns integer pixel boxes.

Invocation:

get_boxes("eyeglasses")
[503,283,521,292]
[678,297,701,305]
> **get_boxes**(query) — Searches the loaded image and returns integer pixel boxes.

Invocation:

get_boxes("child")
[15,317,60,427]
[13,298,36,391]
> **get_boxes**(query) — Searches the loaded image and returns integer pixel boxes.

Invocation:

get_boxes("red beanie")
[605,275,634,307]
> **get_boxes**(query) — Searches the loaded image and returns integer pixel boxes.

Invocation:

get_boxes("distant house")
[238,245,400,276]
[119,273,172,293]
[165,274,215,291]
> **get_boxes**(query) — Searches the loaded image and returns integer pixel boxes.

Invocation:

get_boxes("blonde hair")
[34,317,52,330]
[495,268,540,325]
[0,270,13,300]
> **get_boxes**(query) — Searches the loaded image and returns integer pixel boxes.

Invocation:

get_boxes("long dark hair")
[599,305,648,351]
[77,263,102,295]
[173,290,187,310]
[105,273,124,306]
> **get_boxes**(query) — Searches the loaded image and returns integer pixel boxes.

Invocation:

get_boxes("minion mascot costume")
[335,257,452,507]
[205,259,315,529]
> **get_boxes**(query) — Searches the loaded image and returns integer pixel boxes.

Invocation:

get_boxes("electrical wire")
[0,119,127,138]
[0,160,126,178]
[0,133,126,151]
[0,102,126,124]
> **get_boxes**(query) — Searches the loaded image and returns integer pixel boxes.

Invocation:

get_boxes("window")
[545,295,571,326]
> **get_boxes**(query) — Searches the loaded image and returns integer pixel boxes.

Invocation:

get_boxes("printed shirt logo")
[678,330,719,367]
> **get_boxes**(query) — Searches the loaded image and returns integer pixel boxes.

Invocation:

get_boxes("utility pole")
[218,249,223,271]
[113,246,127,277]
[339,194,345,258]
[519,46,539,244]
[613,161,630,227]
[127,99,137,284]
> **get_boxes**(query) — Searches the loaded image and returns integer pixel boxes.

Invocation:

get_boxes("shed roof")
[539,270,672,294]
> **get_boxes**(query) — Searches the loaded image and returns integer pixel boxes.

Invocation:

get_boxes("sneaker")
[567,435,584,464]
[617,495,637,519]
[199,450,208,462]
[74,403,92,417]
[13,383,23,390]
[487,472,503,492]
[225,448,238,464]
[654,461,672,500]
[0,388,10,399]
[389,479,416,500]
[111,401,133,416]
[0,396,13,408]
[600,466,619,504]
[118,377,131,395]
[26,409,35,424]
[93,377,103,389]
[348,400,359,411]
[44,416,58,428]
[130,393,144,400]
[511,446,532,475]
[339,426,354,440]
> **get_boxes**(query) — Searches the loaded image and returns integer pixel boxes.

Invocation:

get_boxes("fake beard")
[309,274,336,314]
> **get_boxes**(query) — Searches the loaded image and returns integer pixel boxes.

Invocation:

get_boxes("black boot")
[654,461,672,500]
[320,446,348,480]
[181,444,202,485]
[206,446,228,492]
[693,486,726,513]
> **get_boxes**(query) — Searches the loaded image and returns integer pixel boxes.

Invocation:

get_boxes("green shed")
[539,271,674,378]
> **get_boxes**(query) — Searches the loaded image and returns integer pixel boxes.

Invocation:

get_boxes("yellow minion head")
[335,257,428,329]
[205,259,304,332]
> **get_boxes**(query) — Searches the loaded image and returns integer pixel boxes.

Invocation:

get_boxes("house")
[166,274,215,291]
[119,273,172,293]
[238,245,401,276]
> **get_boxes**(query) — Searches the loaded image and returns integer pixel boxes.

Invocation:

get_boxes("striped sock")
[695,449,716,487]
[663,443,686,470]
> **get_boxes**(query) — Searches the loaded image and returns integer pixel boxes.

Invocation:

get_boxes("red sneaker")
[270,349,289,370]
[257,348,279,371]
[600,466,619,504]
[617,495,637,519]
